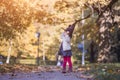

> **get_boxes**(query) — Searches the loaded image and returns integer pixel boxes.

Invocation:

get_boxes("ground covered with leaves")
[0,64,92,80]
[85,63,120,80]
[0,63,120,80]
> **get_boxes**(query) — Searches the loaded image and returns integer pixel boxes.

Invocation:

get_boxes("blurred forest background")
[0,0,120,65]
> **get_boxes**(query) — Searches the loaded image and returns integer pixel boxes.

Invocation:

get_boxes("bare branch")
[74,3,94,24]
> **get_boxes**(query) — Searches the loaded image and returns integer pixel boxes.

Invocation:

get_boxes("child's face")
[66,31,69,35]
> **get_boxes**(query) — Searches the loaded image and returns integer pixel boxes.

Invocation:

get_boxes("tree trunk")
[6,39,12,64]
[97,0,120,63]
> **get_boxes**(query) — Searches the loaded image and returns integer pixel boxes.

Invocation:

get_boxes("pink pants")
[63,56,72,70]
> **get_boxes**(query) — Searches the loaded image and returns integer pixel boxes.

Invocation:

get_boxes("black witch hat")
[65,22,77,38]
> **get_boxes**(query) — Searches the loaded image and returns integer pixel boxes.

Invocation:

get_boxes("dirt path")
[0,66,89,80]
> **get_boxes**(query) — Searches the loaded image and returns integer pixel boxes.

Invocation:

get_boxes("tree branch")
[95,0,118,22]
[74,3,94,25]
